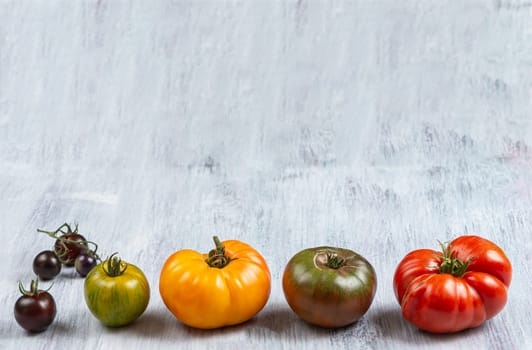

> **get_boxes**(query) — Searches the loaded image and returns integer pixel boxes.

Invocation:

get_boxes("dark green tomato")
[282,246,377,328]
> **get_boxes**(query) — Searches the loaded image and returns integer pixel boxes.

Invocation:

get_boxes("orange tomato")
[159,236,271,329]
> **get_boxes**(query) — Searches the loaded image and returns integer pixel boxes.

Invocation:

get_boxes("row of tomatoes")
[15,225,512,335]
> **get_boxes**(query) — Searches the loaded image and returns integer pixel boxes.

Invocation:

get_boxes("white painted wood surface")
[1,1,531,349]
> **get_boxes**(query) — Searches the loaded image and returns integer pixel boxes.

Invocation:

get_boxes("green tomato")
[84,254,150,327]
[282,246,377,328]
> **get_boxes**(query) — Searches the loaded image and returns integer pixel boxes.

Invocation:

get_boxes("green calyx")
[18,278,52,296]
[102,253,128,277]
[205,236,232,268]
[37,222,101,262]
[325,251,345,269]
[436,241,472,277]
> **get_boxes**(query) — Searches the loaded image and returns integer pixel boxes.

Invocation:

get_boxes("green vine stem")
[37,223,101,262]
[102,253,128,277]
[18,278,52,296]
[205,236,232,268]
[436,241,473,277]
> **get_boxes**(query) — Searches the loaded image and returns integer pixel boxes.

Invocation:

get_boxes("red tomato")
[393,235,512,333]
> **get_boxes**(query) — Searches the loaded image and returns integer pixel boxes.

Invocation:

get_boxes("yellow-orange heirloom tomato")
[159,236,271,329]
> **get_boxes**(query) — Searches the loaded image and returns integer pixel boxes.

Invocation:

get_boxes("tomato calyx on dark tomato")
[14,278,56,332]
[315,250,348,269]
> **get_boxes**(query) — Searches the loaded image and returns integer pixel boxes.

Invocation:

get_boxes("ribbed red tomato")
[393,235,512,333]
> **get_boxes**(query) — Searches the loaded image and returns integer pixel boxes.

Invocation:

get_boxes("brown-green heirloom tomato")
[282,246,377,328]
[84,253,150,327]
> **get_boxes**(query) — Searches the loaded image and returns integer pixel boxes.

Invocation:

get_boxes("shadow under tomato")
[128,306,271,339]
[153,303,329,340]
[370,304,486,343]
[245,303,375,341]
[124,308,179,338]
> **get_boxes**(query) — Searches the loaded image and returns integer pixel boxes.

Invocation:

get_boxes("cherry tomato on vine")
[54,232,87,266]
[37,223,100,270]
[33,250,61,280]
[393,235,512,333]
[75,252,97,277]
[84,253,150,327]
[282,246,377,328]
[14,279,56,332]
[159,236,271,329]
[38,223,100,268]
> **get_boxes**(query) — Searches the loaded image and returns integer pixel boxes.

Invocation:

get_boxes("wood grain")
[1,1,531,349]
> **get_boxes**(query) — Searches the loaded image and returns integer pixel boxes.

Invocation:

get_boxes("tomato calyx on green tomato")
[282,246,377,328]
[84,253,150,327]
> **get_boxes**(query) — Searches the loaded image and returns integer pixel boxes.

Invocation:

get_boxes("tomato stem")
[102,253,128,277]
[37,223,101,262]
[437,241,472,277]
[325,252,345,269]
[205,236,231,268]
[18,278,53,296]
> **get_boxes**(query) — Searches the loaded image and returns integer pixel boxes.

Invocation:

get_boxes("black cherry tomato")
[38,223,88,266]
[33,250,61,280]
[14,279,56,332]
[75,252,98,277]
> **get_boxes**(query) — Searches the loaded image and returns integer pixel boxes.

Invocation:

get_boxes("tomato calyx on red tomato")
[433,241,473,277]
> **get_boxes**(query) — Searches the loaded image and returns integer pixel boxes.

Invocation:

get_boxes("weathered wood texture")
[1,1,531,349]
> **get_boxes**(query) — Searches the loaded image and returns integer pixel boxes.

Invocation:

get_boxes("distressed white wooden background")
[1,1,531,349]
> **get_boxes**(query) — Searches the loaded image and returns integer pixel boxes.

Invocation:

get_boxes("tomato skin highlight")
[282,246,377,328]
[84,258,150,327]
[393,235,512,333]
[159,238,271,329]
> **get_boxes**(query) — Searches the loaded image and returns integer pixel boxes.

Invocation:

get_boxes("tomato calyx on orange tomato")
[205,236,234,268]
